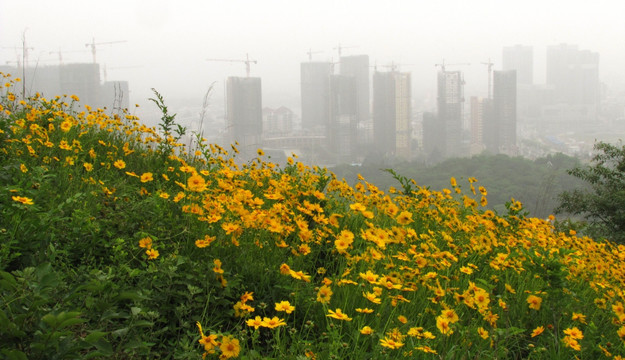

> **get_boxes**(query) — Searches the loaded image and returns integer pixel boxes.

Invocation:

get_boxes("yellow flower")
[139,237,152,249]
[195,235,216,248]
[360,326,374,335]
[219,336,240,359]
[146,248,159,260]
[415,346,437,354]
[531,326,544,338]
[436,316,453,336]
[326,308,352,321]
[279,263,291,275]
[440,309,459,323]
[11,196,34,205]
[477,327,489,339]
[113,159,126,169]
[527,295,542,310]
[140,172,153,182]
[83,162,93,172]
[563,327,583,340]
[261,316,286,328]
[316,285,333,304]
[187,173,207,192]
[397,315,408,324]
[20,164,27,173]
[396,211,413,225]
[356,308,374,313]
[571,312,587,324]
[213,259,224,274]
[379,336,404,349]
[246,316,263,329]
[60,119,72,132]
[275,300,295,314]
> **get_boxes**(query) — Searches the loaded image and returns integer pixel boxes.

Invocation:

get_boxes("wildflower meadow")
[1,72,625,359]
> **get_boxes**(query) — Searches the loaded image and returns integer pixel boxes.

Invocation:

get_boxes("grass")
[1,71,625,359]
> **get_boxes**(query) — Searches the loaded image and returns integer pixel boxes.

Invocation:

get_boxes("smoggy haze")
[2,0,624,108]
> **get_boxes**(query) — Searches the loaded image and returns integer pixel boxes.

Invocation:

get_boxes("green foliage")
[149,88,186,155]
[557,141,625,242]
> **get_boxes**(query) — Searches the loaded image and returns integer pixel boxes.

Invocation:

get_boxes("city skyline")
[2,0,624,110]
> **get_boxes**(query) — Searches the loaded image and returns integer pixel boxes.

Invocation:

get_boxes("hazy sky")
[2,0,624,111]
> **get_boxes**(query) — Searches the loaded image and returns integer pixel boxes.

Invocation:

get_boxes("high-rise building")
[422,112,445,164]
[502,45,533,85]
[470,96,492,155]
[339,55,370,125]
[327,74,357,162]
[373,70,411,159]
[300,62,333,133]
[487,70,517,154]
[437,70,465,158]
[226,76,262,157]
[547,44,599,105]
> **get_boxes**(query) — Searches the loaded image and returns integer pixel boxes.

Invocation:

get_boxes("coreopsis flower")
[355,308,374,314]
[531,326,544,338]
[140,172,153,183]
[316,285,333,304]
[363,291,382,304]
[359,270,379,284]
[11,196,34,205]
[572,312,587,324]
[219,336,240,359]
[139,237,152,249]
[477,327,489,339]
[397,315,408,324]
[279,263,291,275]
[195,235,216,248]
[415,346,437,354]
[563,327,584,340]
[262,316,286,328]
[379,336,404,349]
[246,316,263,329]
[275,300,295,314]
[60,119,72,132]
[436,316,453,335]
[562,336,581,351]
[396,211,413,225]
[146,248,159,260]
[326,308,352,321]
[113,159,126,169]
[440,309,459,323]
[187,173,207,192]
[473,289,490,309]
[213,259,224,274]
[360,326,374,335]
[527,295,542,310]
[20,163,27,173]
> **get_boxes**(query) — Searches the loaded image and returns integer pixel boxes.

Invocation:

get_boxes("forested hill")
[331,153,585,219]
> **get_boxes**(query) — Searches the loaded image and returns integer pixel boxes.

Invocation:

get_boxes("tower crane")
[381,62,414,72]
[206,53,257,77]
[434,60,471,73]
[306,48,323,61]
[85,38,127,64]
[333,44,357,58]
[481,58,494,99]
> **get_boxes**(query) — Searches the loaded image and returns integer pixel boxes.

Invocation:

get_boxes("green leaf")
[84,331,108,343]
[1,349,28,360]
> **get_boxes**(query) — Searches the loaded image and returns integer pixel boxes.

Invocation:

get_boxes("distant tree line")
[331,152,586,220]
